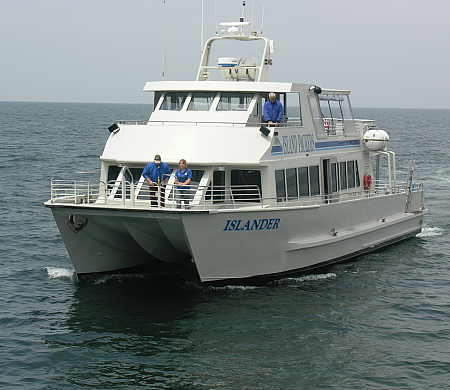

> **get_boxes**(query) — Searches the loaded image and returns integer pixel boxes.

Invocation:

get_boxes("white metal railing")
[115,120,302,128]
[49,179,424,211]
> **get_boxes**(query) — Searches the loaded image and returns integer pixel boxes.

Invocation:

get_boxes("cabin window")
[275,170,286,202]
[355,162,360,187]
[330,162,338,193]
[160,92,188,111]
[286,168,298,200]
[188,93,215,111]
[213,170,225,202]
[217,93,253,111]
[298,167,309,197]
[347,161,356,188]
[277,165,320,201]
[339,162,347,190]
[309,166,320,196]
[107,165,145,199]
[338,160,360,190]
[107,165,122,184]
[231,169,261,202]
[206,170,226,203]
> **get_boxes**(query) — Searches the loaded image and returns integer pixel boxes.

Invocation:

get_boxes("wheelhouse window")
[188,93,215,111]
[286,93,303,127]
[319,94,353,135]
[160,92,187,111]
[217,93,253,111]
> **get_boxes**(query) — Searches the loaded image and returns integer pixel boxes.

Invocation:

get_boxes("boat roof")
[143,81,351,95]
[143,81,307,93]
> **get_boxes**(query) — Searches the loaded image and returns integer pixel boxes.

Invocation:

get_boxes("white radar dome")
[363,129,390,151]
[218,57,238,68]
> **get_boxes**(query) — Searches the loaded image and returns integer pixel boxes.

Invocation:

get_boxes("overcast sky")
[1,0,449,108]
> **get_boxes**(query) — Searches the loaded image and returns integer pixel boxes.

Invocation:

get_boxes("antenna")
[214,0,218,35]
[161,0,167,79]
[201,0,204,54]
[260,0,265,34]
[251,0,255,28]
[240,1,246,34]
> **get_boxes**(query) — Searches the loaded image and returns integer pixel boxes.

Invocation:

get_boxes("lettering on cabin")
[224,218,281,231]
[280,134,315,154]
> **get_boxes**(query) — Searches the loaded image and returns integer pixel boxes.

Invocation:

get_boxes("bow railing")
[49,179,424,211]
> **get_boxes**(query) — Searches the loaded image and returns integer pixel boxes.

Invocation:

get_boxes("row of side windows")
[275,165,320,202]
[337,160,360,190]
[275,160,360,202]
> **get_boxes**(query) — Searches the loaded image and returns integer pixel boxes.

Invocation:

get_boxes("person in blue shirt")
[174,159,192,209]
[142,154,171,207]
[263,92,284,125]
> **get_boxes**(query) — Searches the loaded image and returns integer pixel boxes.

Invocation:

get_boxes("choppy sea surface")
[0,102,449,389]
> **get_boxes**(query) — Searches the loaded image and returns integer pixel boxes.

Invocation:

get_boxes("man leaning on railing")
[142,154,171,207]
[263,92,284,126]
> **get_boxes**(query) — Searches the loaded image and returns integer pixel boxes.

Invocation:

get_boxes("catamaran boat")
[45,18,425,285]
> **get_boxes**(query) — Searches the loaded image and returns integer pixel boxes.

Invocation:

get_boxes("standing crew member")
[142,154,171,207]
[263,92,284,125]
[174,159,192,209]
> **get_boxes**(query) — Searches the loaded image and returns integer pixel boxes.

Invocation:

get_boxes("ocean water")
[0,102,449,389]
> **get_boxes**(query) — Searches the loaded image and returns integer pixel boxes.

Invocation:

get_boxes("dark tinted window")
[286,168,298,200]
[339,162,347,190]
[309,166,320,196]
[108,165,122,184]
[347,161,355,188]
[275,170,286,202]
[231,170,261,202]
[355,161,360,187]
[298,167,309,197]
[213,170,225,202]
[331,162,338,193]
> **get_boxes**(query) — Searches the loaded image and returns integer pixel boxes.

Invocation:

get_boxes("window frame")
[159,92,189,111]
[216,92,255,112]
[187,92,218,112]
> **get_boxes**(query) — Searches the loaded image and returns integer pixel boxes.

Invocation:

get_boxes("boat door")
[321,158,338,203]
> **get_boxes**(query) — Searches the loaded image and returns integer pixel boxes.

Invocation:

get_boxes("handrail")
[116,120,302,128]
[49,179,423,211]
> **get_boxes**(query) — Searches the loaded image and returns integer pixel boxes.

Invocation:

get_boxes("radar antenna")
[161,0,167,79]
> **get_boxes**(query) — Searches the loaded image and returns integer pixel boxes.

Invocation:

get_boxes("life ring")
[363,174,372,190]
[67,214,88,233]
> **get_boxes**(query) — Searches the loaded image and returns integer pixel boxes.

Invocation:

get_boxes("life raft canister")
[363,174,372,190]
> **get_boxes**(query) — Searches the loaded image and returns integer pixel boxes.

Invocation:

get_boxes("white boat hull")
[48,192,423,284]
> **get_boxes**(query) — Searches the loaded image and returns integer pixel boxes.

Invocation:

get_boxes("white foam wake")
[46,267,75,279]
[282,273,337,283]
[278,272,336,285]
[417,226,444,238]
[210,285,260,291]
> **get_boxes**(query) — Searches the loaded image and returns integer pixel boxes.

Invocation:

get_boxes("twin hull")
[50,194,423,284]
